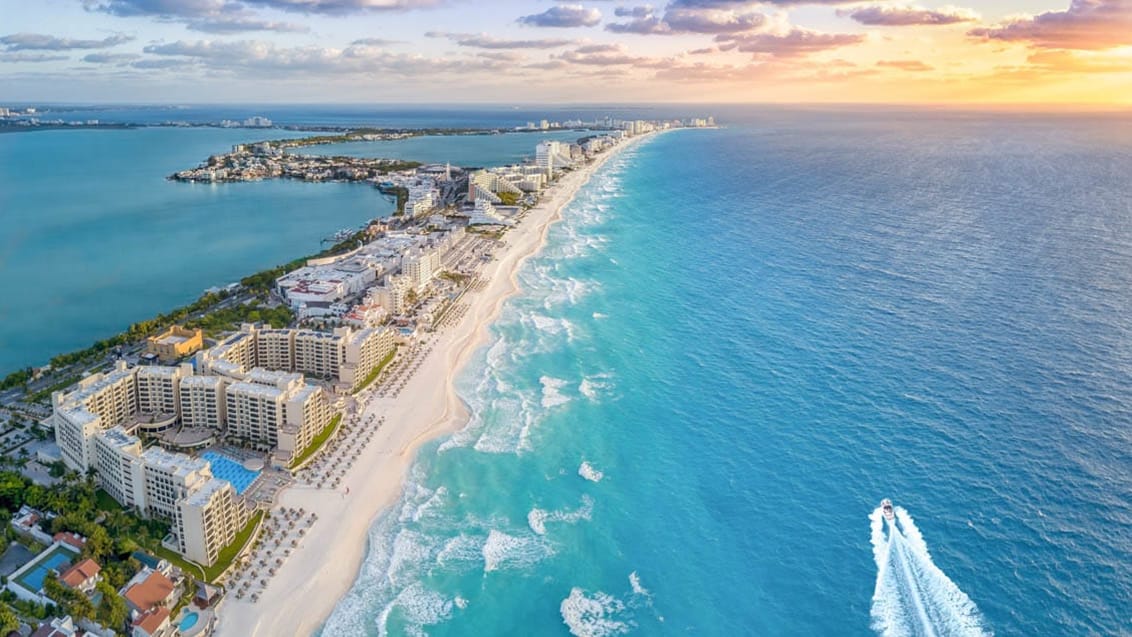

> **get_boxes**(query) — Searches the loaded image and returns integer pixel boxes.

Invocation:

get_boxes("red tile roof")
[124,571,175,611]
[60,558,100,589]
[133,607,170,635]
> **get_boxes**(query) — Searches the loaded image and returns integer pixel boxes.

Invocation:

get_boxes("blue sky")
[0,1,1128,104]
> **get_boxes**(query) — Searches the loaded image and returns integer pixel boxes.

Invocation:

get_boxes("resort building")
[135,364,191,421]
[145,326,203,363]
[179,375,228,430]
[179,478,246,567]
[401,247,441,293]
[225,369,333,460]
[198,323,395,392]
[536,140,574,179]
[93,427,147,511]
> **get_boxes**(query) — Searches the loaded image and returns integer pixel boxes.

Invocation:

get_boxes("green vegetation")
[497,191,520,206]
[95,579,128,629]
[0,368,33,392]
[290,414,342,469]
[28,375,81,403]
[185,302,294,336]
[379,184,410,216]
[0,604,19,635]
[156,510,263,582]
[352,350,397,395]
[438,271,470,285]
[44,575,95,622]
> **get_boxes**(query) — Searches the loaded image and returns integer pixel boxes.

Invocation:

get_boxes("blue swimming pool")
[178,611,199,632]
[15,545,78,593]
[200,451,259,495]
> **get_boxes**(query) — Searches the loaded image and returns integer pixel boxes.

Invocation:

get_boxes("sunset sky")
[1,0,1130,104]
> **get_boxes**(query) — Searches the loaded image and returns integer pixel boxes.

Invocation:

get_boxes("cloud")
[185,16,310,33]
[720,28,866,57]
[968,0,1132,50]
[131,58,200,69]
[427,32,576,49]
[614,5,654,18]
[82,0,230,17]
[876,59,934,71]
[843,4,980,26]
[607,4,769,34]
[351,37,397,46]
[0,33,134,51]
[0,52,71,63]
[140,38,519,77]
[86,0,445,17]
[82,52,143,63]
[518,5,602,28]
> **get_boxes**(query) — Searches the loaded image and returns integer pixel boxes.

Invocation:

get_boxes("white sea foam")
[541,376,572,409]
[592,312,608,320]
[482,529,552,573]
[579,373,613,401]
[578,461,604,482]
[528,495,595,535]
[560,587,631,637]
[436,533,483,566]
[454,595,469,610]
[870,505,990,637]
[376,582,453,637]
[628,572,649,598]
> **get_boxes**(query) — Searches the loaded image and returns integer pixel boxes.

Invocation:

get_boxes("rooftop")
[123,570,175,611]
[59,558,100,588]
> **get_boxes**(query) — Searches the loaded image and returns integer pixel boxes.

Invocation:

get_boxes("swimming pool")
[200,451,260,495]
[178,611,199,632]
[14,545,78,593]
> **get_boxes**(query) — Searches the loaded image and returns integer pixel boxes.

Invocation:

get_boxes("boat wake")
[870,504,990,637]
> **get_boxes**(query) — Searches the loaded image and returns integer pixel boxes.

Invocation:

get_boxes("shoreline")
[215,131,657,636]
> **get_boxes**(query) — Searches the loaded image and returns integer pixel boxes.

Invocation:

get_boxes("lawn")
[351,349,396,395]
[152,510,264,583]
[289,414,341,470]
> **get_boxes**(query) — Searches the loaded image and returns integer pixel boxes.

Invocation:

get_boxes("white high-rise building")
[179,375,228,430]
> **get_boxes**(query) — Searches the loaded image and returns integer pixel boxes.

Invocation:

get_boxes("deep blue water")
[323,113,1132,636]
[0,127,392,376]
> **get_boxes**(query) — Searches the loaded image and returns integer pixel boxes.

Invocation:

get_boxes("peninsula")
[0,115,713,636]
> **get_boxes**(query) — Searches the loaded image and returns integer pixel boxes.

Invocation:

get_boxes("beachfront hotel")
[198,323,395,393]
[91,427,247,566]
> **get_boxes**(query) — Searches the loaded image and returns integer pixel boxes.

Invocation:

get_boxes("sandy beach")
[215,132,652,637]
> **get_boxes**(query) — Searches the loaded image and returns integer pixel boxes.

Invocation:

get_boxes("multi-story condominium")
[401,248,441,294]
[92,430,247,567]
[255,329,295,373]
[536,140,574,179]
[135,364,191,418]
[340,327,396,392]
[293,330,343,380]
[374,275,413,316]
[178,375,228,430]
[206,329,256,377]
[92,427,147,511]
[226,379,289,448]
[179,478,246,567]
[277,383,334,463]
[199,323,394,392]
[51,361,139,471]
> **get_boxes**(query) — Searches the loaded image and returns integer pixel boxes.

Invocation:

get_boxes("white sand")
[215,132,651,637]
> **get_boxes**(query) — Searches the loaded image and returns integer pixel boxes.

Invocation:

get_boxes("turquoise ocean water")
[322,114,1132,636]
[0,127,388,374]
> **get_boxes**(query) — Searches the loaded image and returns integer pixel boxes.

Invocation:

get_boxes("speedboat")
[881,498,895,522]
